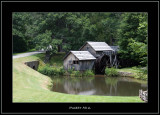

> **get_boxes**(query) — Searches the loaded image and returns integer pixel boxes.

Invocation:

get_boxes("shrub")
[67,67,74,74]
[135,70,147,80]
[69,70,94,77]
[70,71,82,77]
[74,71,83,77]
[37,59,45,67]
[38,65,51,75]
[38,65,65,77]
[51,67,59,76]
[105,67,118,77]
[141,67,147,74]
[58,67,65,76]
[131,66,147,80]
[70,72,75,77]
[83,70,94,77]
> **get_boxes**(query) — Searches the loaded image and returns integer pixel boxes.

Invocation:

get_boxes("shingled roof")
[63,51,96,60]
[80,41,114,51]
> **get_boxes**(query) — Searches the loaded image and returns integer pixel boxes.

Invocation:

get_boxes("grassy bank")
[13,53,143,102]
[117,67,148,81]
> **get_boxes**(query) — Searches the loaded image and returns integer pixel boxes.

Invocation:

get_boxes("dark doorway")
[33,65,35,70]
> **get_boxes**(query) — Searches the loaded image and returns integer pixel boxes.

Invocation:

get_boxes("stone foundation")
[24,61,39,70]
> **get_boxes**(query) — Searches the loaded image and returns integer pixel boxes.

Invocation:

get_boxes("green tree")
[13,12,27,52]
[13,12,148,67]
[12,12,37,52]
[102,13,122,45]
[128,39,147,66]
[13,12,35,53]
[34,30,62,63]
[118,13,148,67]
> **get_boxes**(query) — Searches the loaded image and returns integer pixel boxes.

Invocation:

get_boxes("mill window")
[73,60,79,64]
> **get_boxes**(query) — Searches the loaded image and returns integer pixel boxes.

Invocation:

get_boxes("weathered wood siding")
[79,60,95,71]
[80,44,96,57]
[63,53,95,71]
[96,51,103,57]
[63,53,80,70]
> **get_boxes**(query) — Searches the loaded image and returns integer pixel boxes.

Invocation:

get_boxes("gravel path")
[13,51,45,59]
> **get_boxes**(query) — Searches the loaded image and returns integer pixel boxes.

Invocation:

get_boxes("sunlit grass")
[117,67,148,80]
[117,68,141,74]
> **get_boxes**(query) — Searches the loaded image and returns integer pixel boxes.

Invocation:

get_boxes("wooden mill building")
[79,41,114,57]
[63,51,96,71]
[79,41,119,67]
[63,41,119,74]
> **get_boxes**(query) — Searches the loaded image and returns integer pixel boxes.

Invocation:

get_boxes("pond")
[51,75,147,96]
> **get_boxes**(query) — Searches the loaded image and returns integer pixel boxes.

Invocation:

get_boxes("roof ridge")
[71,50,96,60]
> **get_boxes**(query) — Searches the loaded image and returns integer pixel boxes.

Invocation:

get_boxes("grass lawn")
[13,53,143,102]
[117,67,148,81]
[117,68,141,74]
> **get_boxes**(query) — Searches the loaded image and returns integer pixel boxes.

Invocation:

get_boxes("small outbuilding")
[63,51,96,71]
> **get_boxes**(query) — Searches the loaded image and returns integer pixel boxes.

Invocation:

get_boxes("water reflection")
[51,76,147,96]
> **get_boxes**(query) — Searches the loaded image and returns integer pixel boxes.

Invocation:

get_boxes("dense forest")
[13,12,147,67]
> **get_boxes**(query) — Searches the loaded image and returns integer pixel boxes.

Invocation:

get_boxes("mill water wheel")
[95,54,111,74]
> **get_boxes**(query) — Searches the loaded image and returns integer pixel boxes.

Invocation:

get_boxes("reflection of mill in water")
[94,77,118,96]
[63,79,96,95]
[51,77,148,96]
[108,80,118,96]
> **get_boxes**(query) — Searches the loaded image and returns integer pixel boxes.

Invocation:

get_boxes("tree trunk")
[44,51,52,63]
[58,45,61,52]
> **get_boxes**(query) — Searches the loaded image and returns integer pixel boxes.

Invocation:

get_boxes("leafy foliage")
[70,71,82,77]
[34,30,62,55]
[128,39,147,66]
[70,70,94,77]
[38,65,65,76]
[13,13,35,53]
[13,12,147,67]
[118,13,147,67]
[82,70,95,77]
[105,67,119,77]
